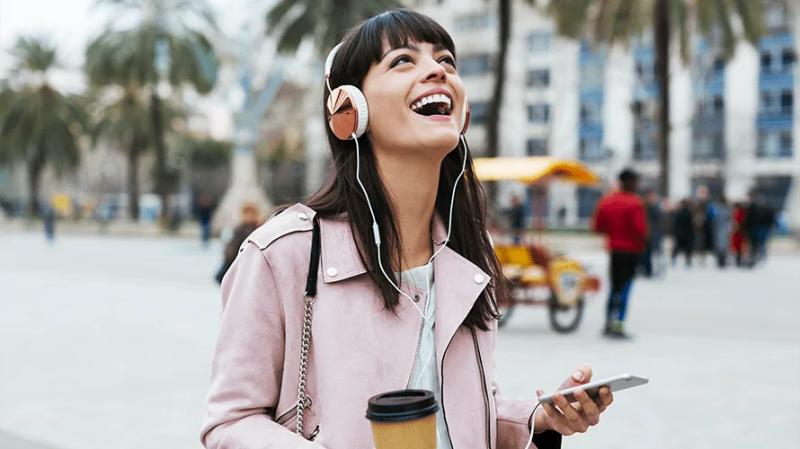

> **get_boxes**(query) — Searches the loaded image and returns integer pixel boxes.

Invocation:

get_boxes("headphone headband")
[324,43,342,79]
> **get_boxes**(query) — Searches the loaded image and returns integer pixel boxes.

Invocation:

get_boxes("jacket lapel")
[431,221,490,376]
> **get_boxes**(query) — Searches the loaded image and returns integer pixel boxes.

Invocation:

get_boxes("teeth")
[410,94,452,113]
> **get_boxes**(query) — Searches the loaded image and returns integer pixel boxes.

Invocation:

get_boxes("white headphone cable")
[352,133,468,322]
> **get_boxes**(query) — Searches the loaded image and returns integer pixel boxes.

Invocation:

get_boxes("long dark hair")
[306,9,505,330]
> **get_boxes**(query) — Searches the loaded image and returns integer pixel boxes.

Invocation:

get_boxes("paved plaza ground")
[0,230,798,449]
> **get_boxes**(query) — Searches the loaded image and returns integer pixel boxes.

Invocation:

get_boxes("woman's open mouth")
[410,93,453,119]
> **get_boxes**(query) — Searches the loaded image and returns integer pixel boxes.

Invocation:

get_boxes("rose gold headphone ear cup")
[327,85,368,140]
[460,102,470,135]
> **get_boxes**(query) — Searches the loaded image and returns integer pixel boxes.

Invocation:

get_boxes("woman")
[201,10,613,449]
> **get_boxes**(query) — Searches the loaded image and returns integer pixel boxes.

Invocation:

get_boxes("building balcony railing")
[757,113,793,130]
[757,147,794,158]
[759,70,794,88]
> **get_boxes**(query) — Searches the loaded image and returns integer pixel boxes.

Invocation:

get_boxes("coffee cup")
[365,389,439,449]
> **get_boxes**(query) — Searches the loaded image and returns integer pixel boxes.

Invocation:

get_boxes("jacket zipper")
[470,328,492,449]
[275,402,298,425]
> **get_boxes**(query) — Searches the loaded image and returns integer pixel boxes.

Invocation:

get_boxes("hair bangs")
[332,9,456,89]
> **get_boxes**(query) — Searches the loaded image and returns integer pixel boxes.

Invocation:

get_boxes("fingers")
[578,364,593,383]
[597,386,614,412]
[553,393,589,433]
[574,389,600,425]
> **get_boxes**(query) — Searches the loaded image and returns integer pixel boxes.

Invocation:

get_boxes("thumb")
[559,364,592,389]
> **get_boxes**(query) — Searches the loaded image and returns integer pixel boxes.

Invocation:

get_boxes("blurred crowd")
[643,185,778,275]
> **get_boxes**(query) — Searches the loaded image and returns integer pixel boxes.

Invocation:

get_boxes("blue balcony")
[757,113,793,130]
[580,90,603,102]
[759,32,794,50]
[759,70,794,89]
[579,122,603,139]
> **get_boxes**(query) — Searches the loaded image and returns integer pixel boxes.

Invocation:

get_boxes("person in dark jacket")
[215,203,262,284]
[671,199,695,267]
[640,190,665,277]
[592,169,647,339]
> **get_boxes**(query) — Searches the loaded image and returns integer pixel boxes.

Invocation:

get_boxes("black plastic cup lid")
[365,389,439,422]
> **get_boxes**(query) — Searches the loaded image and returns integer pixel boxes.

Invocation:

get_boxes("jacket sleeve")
[632,201,648,247]
[494,381,562,449]
[201,242,325,449]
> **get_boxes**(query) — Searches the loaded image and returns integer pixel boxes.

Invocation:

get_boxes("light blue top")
[399,264,452,449]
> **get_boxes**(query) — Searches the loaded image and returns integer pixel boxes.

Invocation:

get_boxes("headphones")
[324,43,470,140]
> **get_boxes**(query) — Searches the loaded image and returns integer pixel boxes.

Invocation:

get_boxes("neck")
[373,147,442,270]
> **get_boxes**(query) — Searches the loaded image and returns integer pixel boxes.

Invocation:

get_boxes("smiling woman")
[201,9,612,449]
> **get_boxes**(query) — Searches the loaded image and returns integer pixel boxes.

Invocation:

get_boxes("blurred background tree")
[0,37,88,217]
[85,0,220,221]
[266,0,401,55]
[87,85,184,220]
[542,0,764,196]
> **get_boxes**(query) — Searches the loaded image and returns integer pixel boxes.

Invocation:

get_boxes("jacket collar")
[317,208,491,362]
[318,212,452,284]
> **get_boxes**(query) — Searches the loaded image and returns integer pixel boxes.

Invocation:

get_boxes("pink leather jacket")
[201,204,559,449]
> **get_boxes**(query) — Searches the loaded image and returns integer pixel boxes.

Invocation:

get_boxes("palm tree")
[86,0,219,220]
[266,0,400,55]
[0,37,87,216]
[88,86,154,220]
[544,0,764,196]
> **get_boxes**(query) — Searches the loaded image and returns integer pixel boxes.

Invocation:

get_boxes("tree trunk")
[150,90,168,223]
[27,157,43,217]
[127,143,141,221]
[654,0,671,197]
[486,0,511,201]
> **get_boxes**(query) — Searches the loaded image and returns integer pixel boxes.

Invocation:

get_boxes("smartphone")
[537,374,649,405]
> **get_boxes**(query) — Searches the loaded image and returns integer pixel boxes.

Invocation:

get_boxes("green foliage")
[0,37,86,174]
[176,135,232,168]
[266,0,402,55]
[86,0,219,92]
[544,0,764,62]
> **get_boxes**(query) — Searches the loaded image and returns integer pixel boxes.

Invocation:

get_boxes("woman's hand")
[532,365,614,436]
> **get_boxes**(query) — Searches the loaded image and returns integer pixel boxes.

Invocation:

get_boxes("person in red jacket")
[592,169,647,339]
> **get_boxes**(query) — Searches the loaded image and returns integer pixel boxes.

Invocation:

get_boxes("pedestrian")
[215,203,261,284]
[731,202,747,267]
[640,189,665,277]
[743,190,772,266]
[196,193,215,247]
[506,193,525,243]
[710,195,732,268]
[671,199,695,267]
[592,169,647,339]
[693,185,713,266]
[42,201,56,244]
[201,10,614,449]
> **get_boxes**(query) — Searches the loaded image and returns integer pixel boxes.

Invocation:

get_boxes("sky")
[0,0,258,90]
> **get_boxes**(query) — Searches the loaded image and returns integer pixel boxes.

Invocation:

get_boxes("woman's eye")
[439,56,456,69]
[390,55,413,68]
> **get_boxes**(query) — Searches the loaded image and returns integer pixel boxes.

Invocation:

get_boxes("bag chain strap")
[296,295,313,437]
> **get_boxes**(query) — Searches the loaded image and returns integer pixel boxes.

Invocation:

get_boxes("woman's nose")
[423,59,447,82]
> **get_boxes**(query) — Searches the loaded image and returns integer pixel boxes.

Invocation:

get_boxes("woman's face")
[361,39,466,161]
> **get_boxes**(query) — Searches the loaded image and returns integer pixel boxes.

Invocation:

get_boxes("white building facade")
[420,0,800,231]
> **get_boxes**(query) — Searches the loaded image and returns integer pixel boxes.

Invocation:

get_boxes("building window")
[581,102,602,123]
[755,175,793,212]
[693,133,724,160]
[761,52,773,72]
[713,95,724,112]
[526,138,547,156]
[634,134,657,160]
[470,101,489,125]
[758,130,793,157]
[526,68,550,88]
[580,63,604,88]
[528,32,550,53]
[527,104,550,123]
[579,138,604,161]
[781,90,793,114]
[460,54,491,77]
[577,187,603,219]
[782,48,796,71]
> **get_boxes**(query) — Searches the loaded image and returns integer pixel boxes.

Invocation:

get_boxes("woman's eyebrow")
[380,43,450,61]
